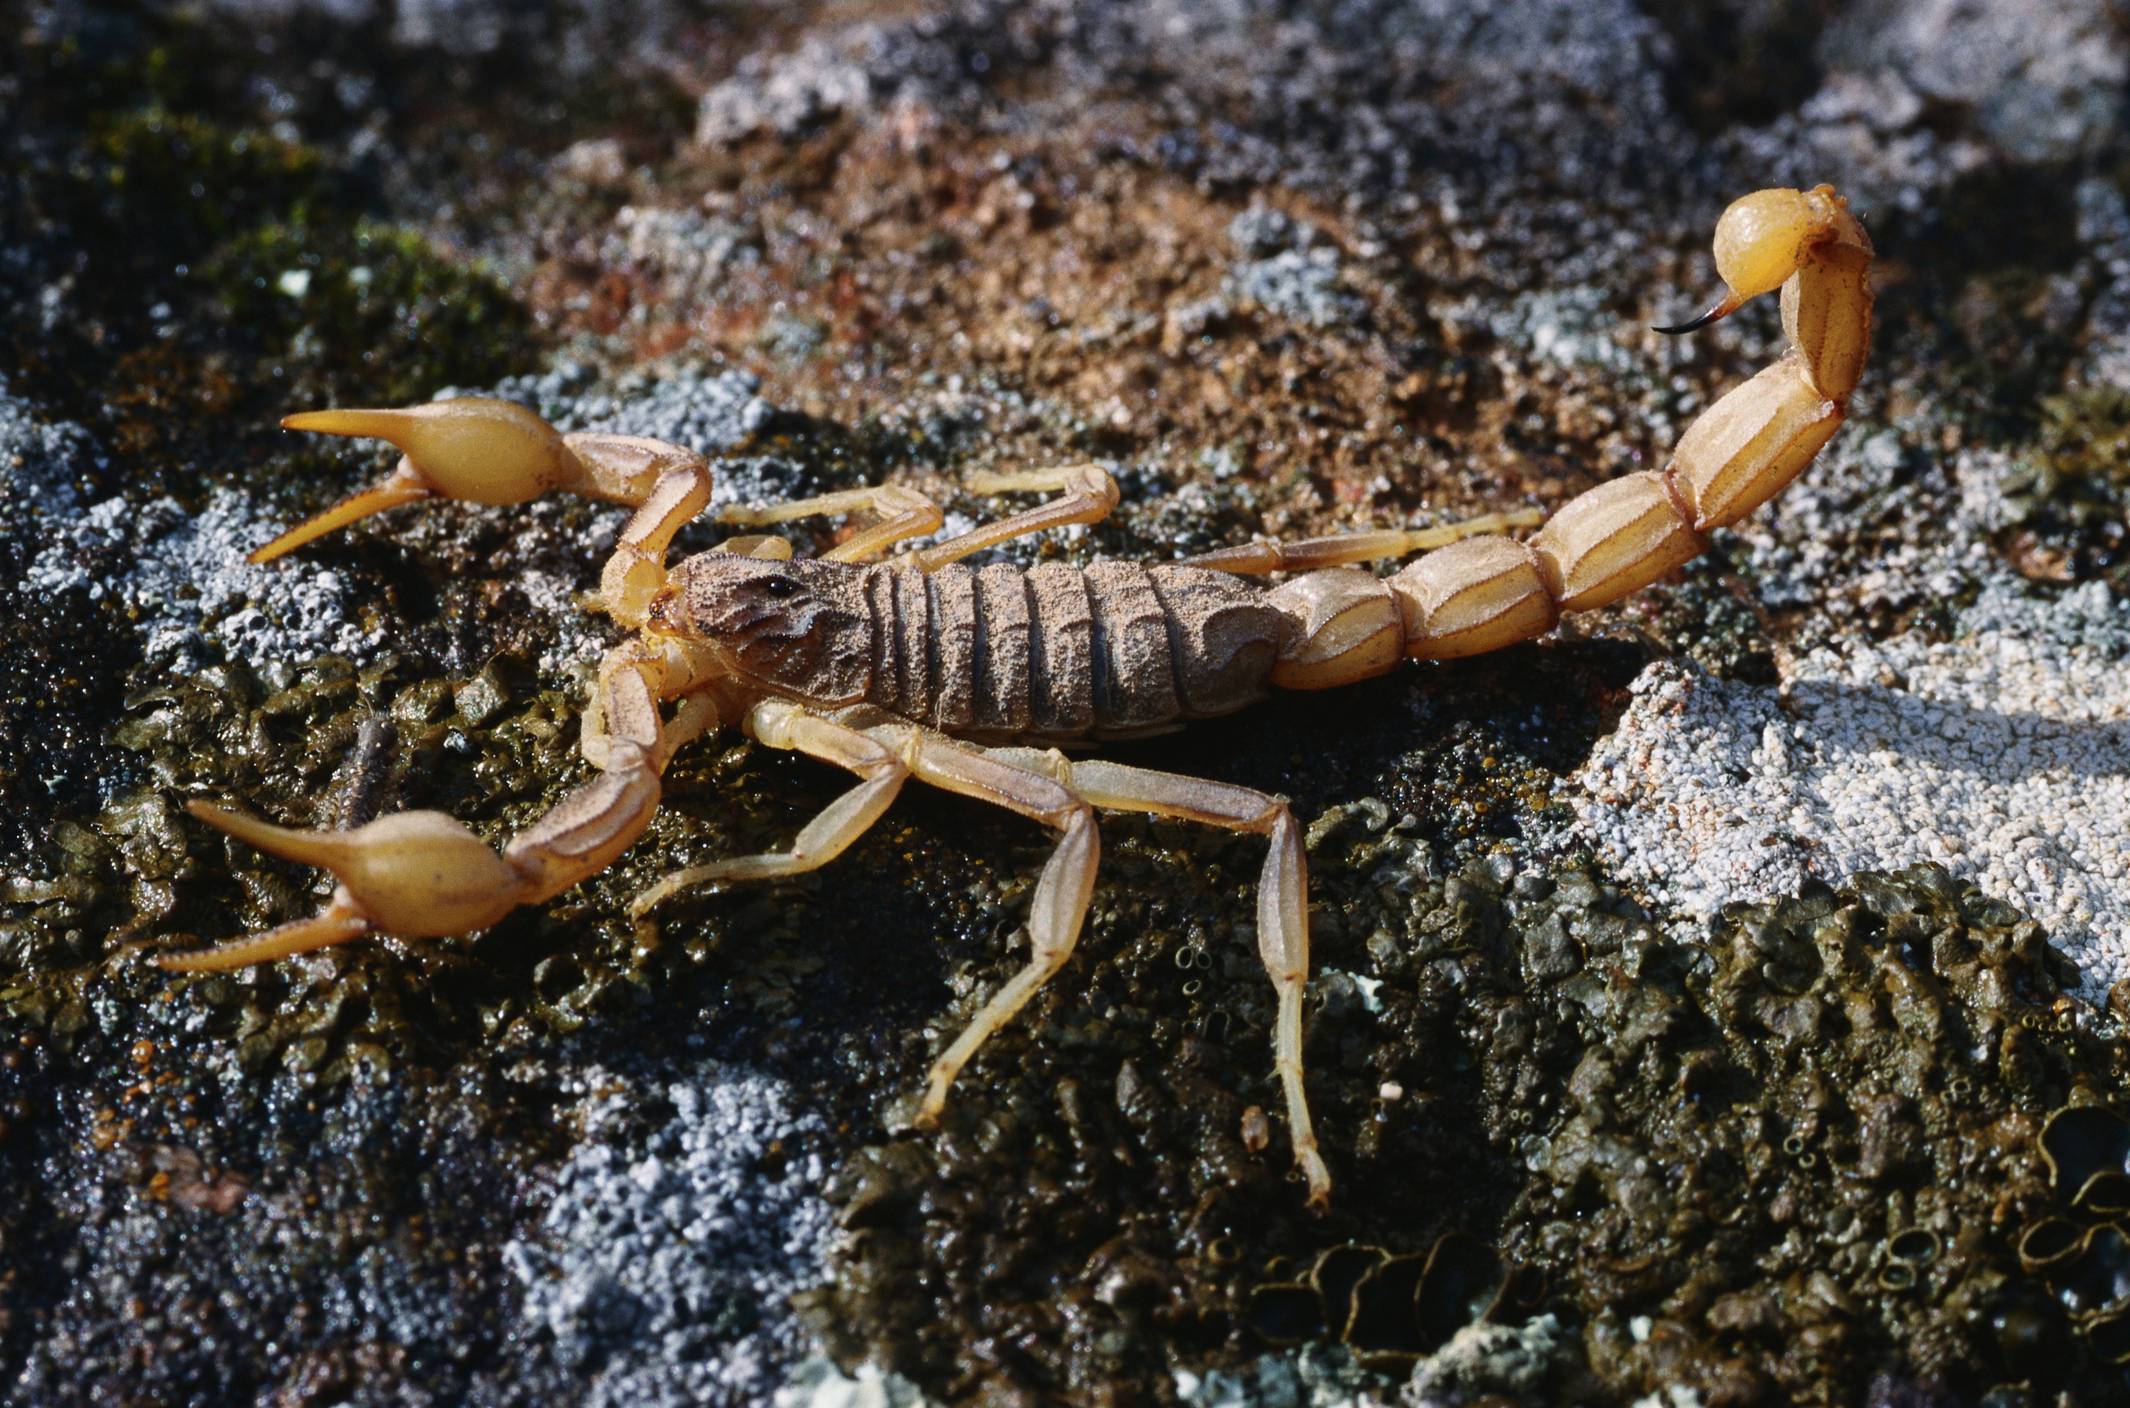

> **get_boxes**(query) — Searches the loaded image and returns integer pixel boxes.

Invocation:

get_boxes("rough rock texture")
[7,1,2130,1405]
[504,1063,835,1407]
[1575,580,2130,997]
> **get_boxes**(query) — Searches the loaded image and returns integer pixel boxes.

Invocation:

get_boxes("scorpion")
[162,186,1873,1209]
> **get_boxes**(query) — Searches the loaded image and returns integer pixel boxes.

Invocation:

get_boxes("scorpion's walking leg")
[839,729,1103,1125]
[720,484,948,564]
[626,715,1105,1139]
[725,462,1121,570]
[627,701,910,913]
[988,750,1331,1208]
[903,464,1120,570]
[1176,507,1544,575]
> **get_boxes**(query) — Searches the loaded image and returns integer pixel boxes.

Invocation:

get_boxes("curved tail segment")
[1383,184,1871,662]
[1225,186,1871,692]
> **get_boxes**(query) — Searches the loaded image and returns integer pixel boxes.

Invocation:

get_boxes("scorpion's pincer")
[159,803,533,971]
[254,398,584,564]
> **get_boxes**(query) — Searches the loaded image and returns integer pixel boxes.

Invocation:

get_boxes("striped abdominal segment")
[859,561,1286,741]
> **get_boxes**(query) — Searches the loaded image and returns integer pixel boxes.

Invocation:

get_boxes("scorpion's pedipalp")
[163,644,716,968]
[261,398,588,562]
[281,400,581,504]
[247,462,438,564]
[599,465,717,628]
[500,750,665,906]
[156,890,373,972]
[159,804,534,969]
[262,402,721,567]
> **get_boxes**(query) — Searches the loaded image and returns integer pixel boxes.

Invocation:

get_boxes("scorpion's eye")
[762,576,801,599]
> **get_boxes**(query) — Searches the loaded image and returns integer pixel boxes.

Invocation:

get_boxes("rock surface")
[6,1,2130,1405]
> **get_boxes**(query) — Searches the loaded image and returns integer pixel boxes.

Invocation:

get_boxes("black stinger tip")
[1652,299,1733,336]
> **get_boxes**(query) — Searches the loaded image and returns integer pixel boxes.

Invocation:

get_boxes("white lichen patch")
[505,1062,835,1408]
[25,487,378,674]
[775,1356,940,1408]
[0,373,98,522]
[1572,576,2130,996]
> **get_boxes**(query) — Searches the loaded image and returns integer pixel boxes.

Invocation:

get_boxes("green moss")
[201,220,535,408]
[801,829,2130,1405]
[1865,164,2087,442]
[86,109,335,253]
[1635,550,1780,684]
[0,582,146,881]
[2011,387,2130,513]
[1995,387,2130,586]
[7,64,544,474]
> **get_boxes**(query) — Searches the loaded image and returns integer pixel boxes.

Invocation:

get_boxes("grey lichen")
[10,0,2130,1403]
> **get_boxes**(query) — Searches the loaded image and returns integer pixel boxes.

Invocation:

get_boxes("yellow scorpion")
[163,187,1873,1209]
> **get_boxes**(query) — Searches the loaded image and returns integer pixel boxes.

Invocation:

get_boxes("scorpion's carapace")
[166,185,1873,1211]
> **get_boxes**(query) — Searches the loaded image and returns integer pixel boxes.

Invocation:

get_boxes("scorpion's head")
[655,553,874,705]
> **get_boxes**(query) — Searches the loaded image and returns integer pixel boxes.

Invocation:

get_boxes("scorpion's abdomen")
[1147,565,1286,720]
[862,562,1284,742]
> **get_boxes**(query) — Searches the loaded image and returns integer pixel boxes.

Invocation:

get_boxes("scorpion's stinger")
[1652,292,1741,336]
[1656,185,1870,342]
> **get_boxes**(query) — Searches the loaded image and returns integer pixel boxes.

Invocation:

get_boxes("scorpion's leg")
[986,749,1331,1209]
[1176,507,1544,575]
[258,396,717,563]
[627,700,910,913]
[835,727,1103,1126]
[718,485,946,564]
[902,464,1121,571]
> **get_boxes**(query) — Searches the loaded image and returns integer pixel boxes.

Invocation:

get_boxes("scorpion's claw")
[158,802,531,971]
[255,398,581,563]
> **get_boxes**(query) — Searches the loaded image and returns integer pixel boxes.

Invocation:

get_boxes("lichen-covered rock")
[1822,0,2128,165]
[9,1,2130,1404]
[504,1064,836,1407]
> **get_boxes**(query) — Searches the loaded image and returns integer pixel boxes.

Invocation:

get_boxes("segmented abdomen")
[861,561,1286,741]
